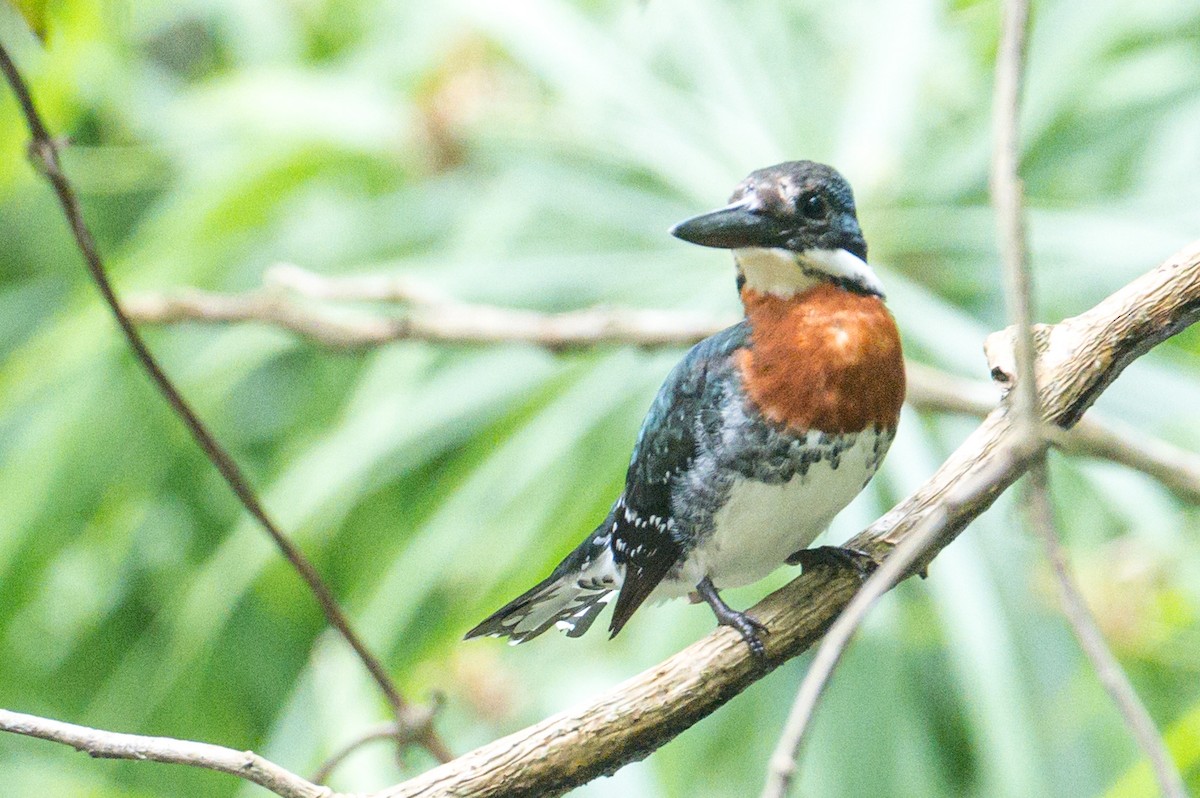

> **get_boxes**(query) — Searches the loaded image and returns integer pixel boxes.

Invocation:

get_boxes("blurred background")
[2,0,1200,795]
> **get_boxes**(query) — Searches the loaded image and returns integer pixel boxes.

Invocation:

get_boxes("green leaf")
[8,0,51,39]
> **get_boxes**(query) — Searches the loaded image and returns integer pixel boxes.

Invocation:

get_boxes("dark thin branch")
[312,724,406,786]
[313,698,443,786]
[313,723,401,786]
[0,41,450,766]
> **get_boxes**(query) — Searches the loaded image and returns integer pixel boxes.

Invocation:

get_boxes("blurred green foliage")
[1,0,1200,796]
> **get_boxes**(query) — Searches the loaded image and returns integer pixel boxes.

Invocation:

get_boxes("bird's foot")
[694,576,769,662]
[718,608,770,661]
[787,545,878,580]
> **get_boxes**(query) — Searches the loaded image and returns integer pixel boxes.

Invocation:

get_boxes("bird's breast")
[665,426,894,594]
[736,284,905,434]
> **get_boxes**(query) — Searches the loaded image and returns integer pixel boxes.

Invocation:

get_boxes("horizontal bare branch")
[124,263,727,350]
[125,267,1200,505]
[0,708,340,798]
[907,363,1200,504]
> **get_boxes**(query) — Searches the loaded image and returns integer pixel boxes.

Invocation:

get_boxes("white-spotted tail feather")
[465,536,619,644]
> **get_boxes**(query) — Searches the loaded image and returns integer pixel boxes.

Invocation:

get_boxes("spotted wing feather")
[608,323,750,636]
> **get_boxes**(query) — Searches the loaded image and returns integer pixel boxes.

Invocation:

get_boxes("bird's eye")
[801,193,828,219]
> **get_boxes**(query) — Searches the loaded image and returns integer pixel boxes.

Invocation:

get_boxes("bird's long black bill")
[669,204,786,249]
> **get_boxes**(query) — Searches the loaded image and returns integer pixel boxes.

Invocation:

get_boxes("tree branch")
[906,363,1200,505]
[761,0,1047,784]
[6,230,1195,798]
[0,709,338,798]
[1027,466,1187,797]
[0,41,451,766]
[987,0,1184,791]
[123,262,727,350]
[124,267,1200,505]
[990,0,1039,446]
[373,240,1200,798]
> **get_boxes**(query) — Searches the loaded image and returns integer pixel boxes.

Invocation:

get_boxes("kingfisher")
[465,161,905,658]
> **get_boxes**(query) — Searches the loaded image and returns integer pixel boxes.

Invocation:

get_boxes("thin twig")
[907,364,1200,505]
[760,444,1037,798]
[1046,419,1200,505]
[126,264,729,350]
[1026,465,1188,797]
[313,723,409,786]
[990,0,1039,447]
[0,42,450,766]
[0,708,336,798]
[987,0,1185,794]
[313,698,443,785]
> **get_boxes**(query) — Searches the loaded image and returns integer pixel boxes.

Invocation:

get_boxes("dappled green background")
[2,0,1200,795]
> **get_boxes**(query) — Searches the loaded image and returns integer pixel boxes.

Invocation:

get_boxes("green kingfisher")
[465,161,905,658]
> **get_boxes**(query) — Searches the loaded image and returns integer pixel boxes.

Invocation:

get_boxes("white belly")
[664,431,884,596]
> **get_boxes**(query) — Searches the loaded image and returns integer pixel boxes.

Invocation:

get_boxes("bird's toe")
[724,610,769,661]
[788,545,879,580]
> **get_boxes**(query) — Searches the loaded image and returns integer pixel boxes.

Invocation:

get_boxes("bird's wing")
[608,321,749,637]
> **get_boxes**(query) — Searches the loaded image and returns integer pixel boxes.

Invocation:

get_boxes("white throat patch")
[735,247,884,298]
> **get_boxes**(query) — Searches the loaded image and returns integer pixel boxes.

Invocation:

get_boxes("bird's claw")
[787,545,878,580]
[694,576,770,662]
[717,608,769,661]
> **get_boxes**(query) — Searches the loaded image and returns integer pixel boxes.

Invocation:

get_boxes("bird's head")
[670,160,882,299]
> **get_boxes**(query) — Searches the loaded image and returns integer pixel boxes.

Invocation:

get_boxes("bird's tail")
[465,531,619,644]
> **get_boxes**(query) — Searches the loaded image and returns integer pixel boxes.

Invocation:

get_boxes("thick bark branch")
[4,251,1197,798]
[375,240,1200,798]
